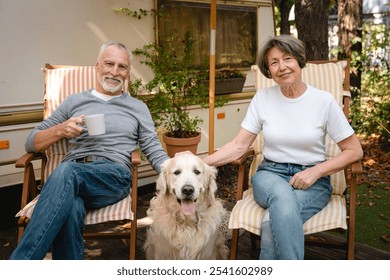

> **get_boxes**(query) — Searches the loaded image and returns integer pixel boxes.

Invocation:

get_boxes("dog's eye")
[194,169,201,175]
[173,170,181,175]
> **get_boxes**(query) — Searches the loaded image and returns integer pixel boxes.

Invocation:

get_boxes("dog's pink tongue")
[181,201,196,215]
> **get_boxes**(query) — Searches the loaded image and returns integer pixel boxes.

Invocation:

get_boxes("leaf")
[364,159,376,166]
[381,234,389,243]
[378,213,388,220]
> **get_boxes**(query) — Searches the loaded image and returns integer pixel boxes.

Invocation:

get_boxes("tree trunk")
[338,0,363,97]
[295,0,330,60]
[279,0,293,35]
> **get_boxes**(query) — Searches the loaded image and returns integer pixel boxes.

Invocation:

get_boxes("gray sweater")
[25,90,169,173]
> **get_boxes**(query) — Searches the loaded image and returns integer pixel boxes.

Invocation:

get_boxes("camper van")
[0,0,275,225]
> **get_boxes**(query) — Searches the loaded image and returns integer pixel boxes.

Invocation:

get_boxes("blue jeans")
[252,159,332,260]
[10,159,131,260]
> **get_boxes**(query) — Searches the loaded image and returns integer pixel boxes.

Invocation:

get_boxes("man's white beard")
[99,76,123,94]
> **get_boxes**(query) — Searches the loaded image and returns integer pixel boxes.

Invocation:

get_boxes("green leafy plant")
[130,32,227,138]
[114,7,160,19]
[349,23,390,150]
[214,68,246,79]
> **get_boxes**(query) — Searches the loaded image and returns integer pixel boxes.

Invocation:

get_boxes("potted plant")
[130,32,227,157]
[204,68,247,95]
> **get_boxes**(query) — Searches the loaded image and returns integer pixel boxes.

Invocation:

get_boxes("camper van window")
[158,0,257,68]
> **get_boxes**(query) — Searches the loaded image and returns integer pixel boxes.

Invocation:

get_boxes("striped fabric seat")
[229,61,350,236]
[16,65,133,224]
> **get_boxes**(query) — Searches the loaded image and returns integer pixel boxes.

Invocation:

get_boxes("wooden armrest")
[131,150,141,166]
[350,161,363,174]
[344,160,363,196]
[230,149,255,201]
[16,152,44,208]
[15,152,43,168]
[231,149,254,166]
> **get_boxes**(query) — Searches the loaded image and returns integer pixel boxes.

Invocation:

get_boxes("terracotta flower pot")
[162,133,201,158]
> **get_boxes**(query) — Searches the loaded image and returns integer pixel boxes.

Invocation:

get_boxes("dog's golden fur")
[144,153,229,260]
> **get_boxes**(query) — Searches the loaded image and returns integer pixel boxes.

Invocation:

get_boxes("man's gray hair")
[98,42,133,63]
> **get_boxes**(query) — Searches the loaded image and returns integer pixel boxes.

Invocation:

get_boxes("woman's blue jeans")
[10,159,132,260]
[252,159,332,260]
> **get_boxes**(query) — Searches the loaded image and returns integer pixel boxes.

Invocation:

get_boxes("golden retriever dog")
[144,153,229,260]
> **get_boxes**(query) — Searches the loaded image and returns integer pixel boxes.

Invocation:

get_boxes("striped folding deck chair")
[15,64,141,260]
[228,60,363,260]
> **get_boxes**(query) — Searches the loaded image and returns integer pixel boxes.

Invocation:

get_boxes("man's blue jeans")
[252,159,332,260]
[10,159,132,260]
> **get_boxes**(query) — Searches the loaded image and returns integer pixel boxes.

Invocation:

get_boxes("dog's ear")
[205,165,218,200]
[156,159,170,195]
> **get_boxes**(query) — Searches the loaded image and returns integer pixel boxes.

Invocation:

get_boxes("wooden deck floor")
[1,190,389,260]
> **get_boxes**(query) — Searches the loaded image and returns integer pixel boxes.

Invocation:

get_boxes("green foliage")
[130,32,227,138]
[114,8,160,19]
[350,23,390,147]
[214,68,246,79]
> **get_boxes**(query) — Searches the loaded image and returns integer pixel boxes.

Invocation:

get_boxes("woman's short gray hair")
[258,35,307,78]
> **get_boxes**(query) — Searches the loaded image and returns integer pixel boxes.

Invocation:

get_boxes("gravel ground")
[216,159,252,203]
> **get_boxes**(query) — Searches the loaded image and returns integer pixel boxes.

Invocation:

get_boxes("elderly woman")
[203,35,363,259]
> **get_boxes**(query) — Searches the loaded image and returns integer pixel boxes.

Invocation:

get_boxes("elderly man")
[10,42,169,260]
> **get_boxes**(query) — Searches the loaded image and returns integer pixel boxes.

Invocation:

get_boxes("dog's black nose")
[182,185,194,197]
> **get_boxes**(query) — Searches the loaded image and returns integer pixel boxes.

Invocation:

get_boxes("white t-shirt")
[91,89,121,101]
[241,84,354,165]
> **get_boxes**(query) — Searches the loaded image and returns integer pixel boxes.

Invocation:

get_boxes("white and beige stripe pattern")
[229,61,349,235]
[16,65,133,224]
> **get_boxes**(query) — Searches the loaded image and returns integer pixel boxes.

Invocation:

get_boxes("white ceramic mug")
[84,114,106,136]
